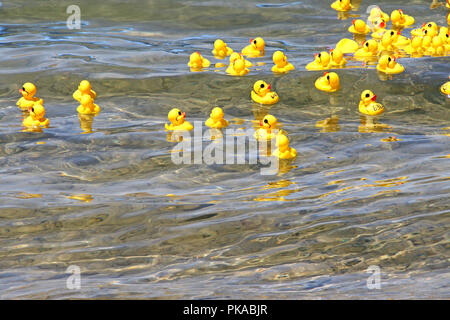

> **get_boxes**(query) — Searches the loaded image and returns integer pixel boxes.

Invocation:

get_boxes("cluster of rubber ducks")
[16,80,100,131]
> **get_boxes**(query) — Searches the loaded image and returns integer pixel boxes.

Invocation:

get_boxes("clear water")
[0,0,449,299]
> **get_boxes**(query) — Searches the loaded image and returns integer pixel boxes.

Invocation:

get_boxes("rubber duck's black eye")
[253,40,257,44]
[22,87,25,91]
[428,24,432,27]
[260,83,265,88]
[31,107,34,112]
[365,42,369,47]
[264,119,268,123]
[390,31,394,36]
[388,57,391,62]
[424,30,427,35]
[178,111,181,115]
[365,93,370,98]
[318,53,321,58]
[327,75,330,81]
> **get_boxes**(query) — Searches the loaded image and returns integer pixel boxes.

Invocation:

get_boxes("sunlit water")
[0,0,449,299]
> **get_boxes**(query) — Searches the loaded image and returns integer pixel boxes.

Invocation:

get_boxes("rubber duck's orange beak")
[250,38,253,44]
[182,112,186,118]
[397,31,400,35]
[371,95,377,102]
[19,89,23,93]
[352,19,356,25]
[422,23,426,28]
[398,9,403,14]
[267,84,271,90]
[380,22,385,28]
[323,72,328,77]
[259,120,263,126]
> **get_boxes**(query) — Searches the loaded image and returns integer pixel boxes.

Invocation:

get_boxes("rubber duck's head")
[442,82,450,95]
[323,72,340,90]
[422,22,438,37]
[81,94,94,107]
[378,55,397,69]
[20,82,37,99]
[314,51,330,67]
[276,134,290,151]
[363,39,378,53]
[273,51,288,67]
[337,0,352,10]
[168,108,186,126]
[382,29,400,46]
[214,39,227,50]
[229,52,242,63]
[361,90,377,105]
[352,19,368,33]
[28,102,45,120]
[189,51,204,66]
[330,48,344,64]
[253,80,271,96]
[432,36,444,49]
[232,58,245,72]
[371,17,386,30]
[390,9,405,24]
[210,107,224,120]
[259,114,277,129]
[78,80,92,93]
[249,37,265,51]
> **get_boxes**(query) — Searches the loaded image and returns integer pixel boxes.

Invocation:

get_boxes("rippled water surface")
[0,0,449,299]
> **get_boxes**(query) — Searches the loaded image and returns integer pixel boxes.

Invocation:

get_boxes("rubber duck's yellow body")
[73,80,96,102]
[242,37,265,58]
[349,19,370,35]
[380,30,400,51]
[188,51,210,71]
[329,48,347,67]
[359,90,384,116]
[406,36,424,55]
[272,134,297,160]
[391,9,415,28]
[331,0,352,12]
[229,52,252,68]
[77,95,101,115]
[355,39,379,57]
[315,72,340,93]
[23,103,49,128]
[226,57,249,76]
[16,83,43,109]
[441,81,450,97]
[335,38,359,53]
[427,35,446,55]
[306,52,330,70]
[205,107,229,129]
[377,55,404,74]
[272,51,295,73]
[254,114,280,141]
[251,80,279,105]
[212,39,233,58]
[165,108,193,131]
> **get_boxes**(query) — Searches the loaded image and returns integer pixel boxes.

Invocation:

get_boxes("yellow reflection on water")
[359,115,392,133]
[316,115,340,132]
[15,192,42,199]
[79,113,94,134]
[66,194,93,202]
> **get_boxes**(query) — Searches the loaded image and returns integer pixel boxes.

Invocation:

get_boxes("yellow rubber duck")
[226,57,249,76]
[359,90,384,116]
[205,107,229,129]
[212,39,233,58]
[329,48,347,67]
[251,80,279,105]
[16,82,43,109]
[331,0,352,12]
[427,36,446,55]
[229,52,252,68]
[406,36,424,55]
[315,72,340,93]
[380,30,400,51]
[165,108,193,131]
[254,114,280,141]
[272,134,297,160]
[447,0,450,9]
[391,9,415,28]
[73,80,96,102]
[377,55,405,74]
[77,94,101,115]
[369,6,390,23]
[438,27,450,52]
[370,17,387,39]
[241,37,265,57]
[305,51,330,70]
[412,22,439,38]
[335,38,359,53]
[348,19,370,35]
[22,102,49,128]
[188,51,210,70]
[441,81,450,98]
[355,39,379,57]
[272,51,295,73]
